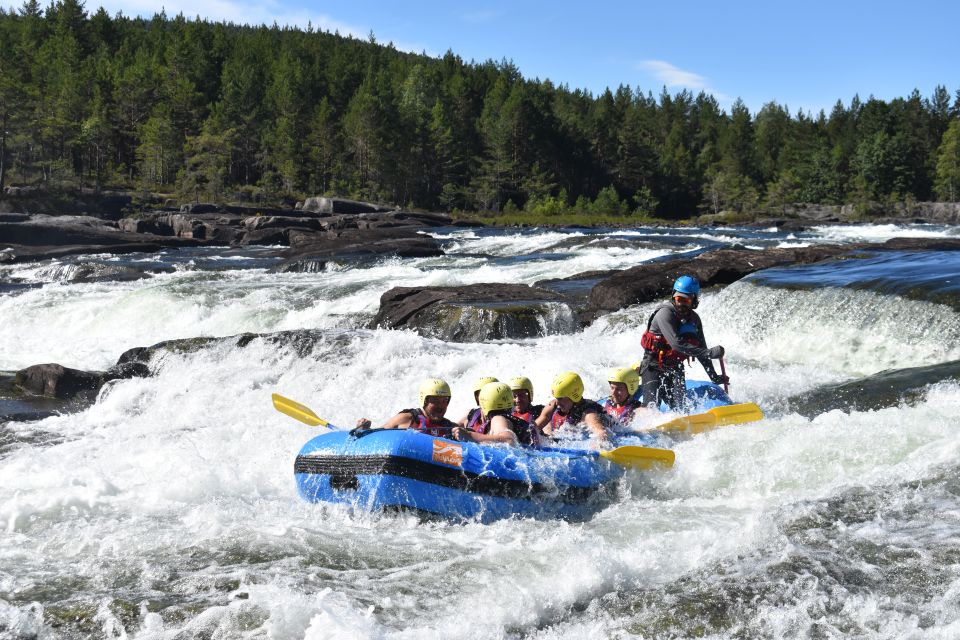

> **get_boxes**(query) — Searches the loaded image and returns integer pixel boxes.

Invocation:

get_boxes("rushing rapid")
[2,223,960,639]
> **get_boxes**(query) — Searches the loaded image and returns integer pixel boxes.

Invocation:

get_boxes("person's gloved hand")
[711,373,730,385]
[707,345,725,359]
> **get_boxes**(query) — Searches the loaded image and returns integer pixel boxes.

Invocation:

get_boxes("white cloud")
[640,60,709,90]
[638,59,733,104]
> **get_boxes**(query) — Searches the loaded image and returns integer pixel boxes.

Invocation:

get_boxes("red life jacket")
[601,397,641,425]
[512,404,544,425]
[404,408,456,437]
[640,304,702,369]
[479,412,541,447]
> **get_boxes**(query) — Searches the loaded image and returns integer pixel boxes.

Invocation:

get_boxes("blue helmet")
[673,275,701,297]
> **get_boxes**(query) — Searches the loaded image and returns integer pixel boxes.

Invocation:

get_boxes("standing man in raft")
[639,275,729,410]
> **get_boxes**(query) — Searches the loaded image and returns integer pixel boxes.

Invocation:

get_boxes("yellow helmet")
[418,378,451,408]
[478,381,514,414]
[608,367,640,396]
[631,361,643,372]
[551,371,584,403]
[509,376,534,396]
[473,376,499,393]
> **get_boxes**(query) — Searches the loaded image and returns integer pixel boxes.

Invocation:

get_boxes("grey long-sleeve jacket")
[642,304,720,377]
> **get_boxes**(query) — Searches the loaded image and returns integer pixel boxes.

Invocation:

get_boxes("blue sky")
[95,0,958,115]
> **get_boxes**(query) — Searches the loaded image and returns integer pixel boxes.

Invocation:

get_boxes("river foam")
[3,223,960,638]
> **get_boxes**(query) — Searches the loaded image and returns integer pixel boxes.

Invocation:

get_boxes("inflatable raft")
[292,380,741,522]
[294,429,624,522]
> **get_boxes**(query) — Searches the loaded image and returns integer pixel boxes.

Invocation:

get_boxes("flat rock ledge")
[371,283,576,342]
[0,203,461,263]
[583,237,960,322]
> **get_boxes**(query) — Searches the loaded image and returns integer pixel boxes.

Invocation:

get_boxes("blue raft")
[656,379,732,411]
[294,380,733,522]
[295,429,624,522]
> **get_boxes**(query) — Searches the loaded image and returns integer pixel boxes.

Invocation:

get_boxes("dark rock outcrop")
[301,196,397,215]
[0,242,184,264]
[583,237,960,321]
[34,261,173,284]
[13,362,149,401]
[785,360,960,417]
[371,283,576,342]
[276,228,444,272]
[585,245,858,321]
[0,371,71,424]
[0,214,203,263]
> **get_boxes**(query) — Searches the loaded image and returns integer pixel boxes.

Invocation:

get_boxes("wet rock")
[0,242,180,264]
[785,360,960,416]
[301,196,397,214]
[179,202,220,214]
[13,361,151,401]
[275,228,443,271]
[583,238,960,321]
[0,213,202,263]
[237,227,292,246]
[117,216,174,235]
[882,237,960,251]
[0,371,72,424]
[14,364,106,400]
[233,210,453,247]
[585,245,858,321]
[117,330,352,364]
[0,214,126,245]
[155,213,244,243]
[242,215,327,231]
[372,283,576,341]
[117,337,222,366]
[56,262,171,284]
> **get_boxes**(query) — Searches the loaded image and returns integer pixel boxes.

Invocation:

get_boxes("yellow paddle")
[272,393,333,429]
[647,402,764,435]
[599,445,675,470]
[273,393,676,469]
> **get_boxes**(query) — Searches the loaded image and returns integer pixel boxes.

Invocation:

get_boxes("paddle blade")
[709,402,764,427]
[651,402,764,435]
[600,445,675,470]
[272,393,331,428]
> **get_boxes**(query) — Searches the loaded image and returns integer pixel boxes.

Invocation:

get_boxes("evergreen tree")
[934,119,960,201]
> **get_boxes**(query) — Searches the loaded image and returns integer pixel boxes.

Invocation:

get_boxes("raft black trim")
[294,454,602,503]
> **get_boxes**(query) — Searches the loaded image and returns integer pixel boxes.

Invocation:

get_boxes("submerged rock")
[785,359,960,416]
[372,283,576,342]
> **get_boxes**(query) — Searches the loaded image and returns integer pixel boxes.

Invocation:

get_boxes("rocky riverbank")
[0,195,473,265]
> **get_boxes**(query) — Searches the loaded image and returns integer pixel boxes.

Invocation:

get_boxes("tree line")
[1,1,959,218]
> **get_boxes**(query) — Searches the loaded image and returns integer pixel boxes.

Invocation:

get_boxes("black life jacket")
[550,399,606,434]
[479,412,541,447]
